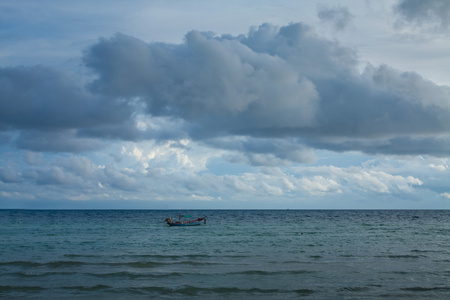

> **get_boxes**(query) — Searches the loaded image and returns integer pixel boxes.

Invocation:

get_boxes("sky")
[0,0,449,209]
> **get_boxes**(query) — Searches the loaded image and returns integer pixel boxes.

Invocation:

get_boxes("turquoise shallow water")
[1,209,449,299]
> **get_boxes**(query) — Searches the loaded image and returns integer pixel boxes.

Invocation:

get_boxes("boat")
[164,214,207,226]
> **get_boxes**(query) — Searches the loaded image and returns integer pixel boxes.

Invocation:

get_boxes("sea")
[0,209,449,299]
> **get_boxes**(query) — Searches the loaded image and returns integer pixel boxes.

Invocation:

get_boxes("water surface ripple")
[1,209,449,299]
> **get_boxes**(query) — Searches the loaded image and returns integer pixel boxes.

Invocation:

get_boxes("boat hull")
[164,217,206,226]
[167,221,202,226]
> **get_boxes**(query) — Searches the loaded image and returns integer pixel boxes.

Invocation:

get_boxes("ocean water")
[0,210,449,299]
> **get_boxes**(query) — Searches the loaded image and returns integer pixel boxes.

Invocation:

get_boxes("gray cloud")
[103,166,139,191]
[205,136,316,165]
[14,130,105,153]
[394,0,450,30]
[34,166,75,186]
[1,22,449,162]
[0,166,22,183]
[0,65,134,152]
[84,30,320,132]
[317,4,354,31]
[83,23,450,158]
[0,66,130,130]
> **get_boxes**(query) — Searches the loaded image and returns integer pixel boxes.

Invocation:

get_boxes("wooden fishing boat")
[164,215,207,226]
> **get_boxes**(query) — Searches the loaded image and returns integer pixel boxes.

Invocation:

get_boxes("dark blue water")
[1,210,449,299]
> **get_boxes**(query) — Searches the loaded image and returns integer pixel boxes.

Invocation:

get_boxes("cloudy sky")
[1,0,449,209]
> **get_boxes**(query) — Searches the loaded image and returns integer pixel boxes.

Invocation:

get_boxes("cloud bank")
[1,22,450,164]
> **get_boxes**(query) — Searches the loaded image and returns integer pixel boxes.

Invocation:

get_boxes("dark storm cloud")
[0,66,130,129]
[395,0,450,30]
[0,65,134,152]
[83,22,450,157]
[84,30,320,131]
[1,22,449,159]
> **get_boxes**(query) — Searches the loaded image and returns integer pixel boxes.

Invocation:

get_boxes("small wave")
[46,260,87,268]
[0,285,45,292]
[5,259,223,270]
[374,254,423,259]
[401,286,450,292]
[387,254,424,259]
[100,260,219,268]
[294,289,315,295]
[124,285,317,297]
[104,261,164,268]
[89,271,145,279]
[389,271,409,275]
[410,249,440,254]
[0,261,42,267]
[61,284,111,292]
[337,286,370,292]
[7,271,77,278]
[91,271,184,279]
[1,259,167,269]
[104,254,213,260]
[146,285,313,296]
[1,259,168,269]
[1,260,92,268]
[228,270,316,276]
[176,260,222,266]
[63,254,100,258]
